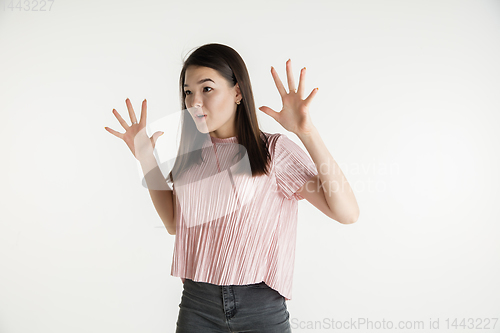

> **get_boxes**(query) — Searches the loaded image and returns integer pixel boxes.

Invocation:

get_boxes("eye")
[184,87,212,95]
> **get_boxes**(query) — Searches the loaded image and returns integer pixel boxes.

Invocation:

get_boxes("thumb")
[151,131,164,147]
[258,106,279,122]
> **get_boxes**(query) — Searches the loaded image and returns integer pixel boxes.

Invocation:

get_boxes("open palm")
[259,59,318,136]
[105,98,163,161]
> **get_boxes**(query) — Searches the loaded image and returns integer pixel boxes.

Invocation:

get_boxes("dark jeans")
[175,278,292,333]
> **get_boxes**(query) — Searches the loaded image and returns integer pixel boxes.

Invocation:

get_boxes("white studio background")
[1,0,499,332]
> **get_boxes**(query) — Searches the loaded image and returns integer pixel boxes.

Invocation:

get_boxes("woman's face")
[184,66,241,139]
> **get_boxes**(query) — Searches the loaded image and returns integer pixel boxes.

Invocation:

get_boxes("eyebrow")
[184,78,215,87]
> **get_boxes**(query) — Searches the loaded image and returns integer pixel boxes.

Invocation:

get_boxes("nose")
[189,92,203,109]
[189,104,202,115]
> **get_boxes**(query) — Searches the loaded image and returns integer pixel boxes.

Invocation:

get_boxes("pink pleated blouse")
[170,131,318,300]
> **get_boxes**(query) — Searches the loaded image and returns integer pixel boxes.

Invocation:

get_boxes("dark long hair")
[167,43,271,186]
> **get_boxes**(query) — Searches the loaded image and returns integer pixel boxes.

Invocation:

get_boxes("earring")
[236,100,241,105]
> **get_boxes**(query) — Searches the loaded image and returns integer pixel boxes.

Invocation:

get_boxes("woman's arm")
[139,153,176,235]
[298,126,359,224]
[258,59,359,223]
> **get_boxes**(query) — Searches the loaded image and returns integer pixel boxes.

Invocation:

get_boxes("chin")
[195,124,210,134]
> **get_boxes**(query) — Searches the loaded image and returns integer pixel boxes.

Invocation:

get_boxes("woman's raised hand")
[258,59,318,136]
[105,98,164,161]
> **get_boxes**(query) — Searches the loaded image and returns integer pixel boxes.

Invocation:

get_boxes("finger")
[125,98,138,125]
[140,99,147,125]
[297,67,306,99]
[151,131,164,147]
[112,109,130,129]
[258,106,280,122]
[286,59,296,93]
[270,66,287,97]
[104,126,124,139]
[304,87,319,107]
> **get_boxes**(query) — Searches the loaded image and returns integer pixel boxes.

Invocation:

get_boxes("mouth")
[195,114,207,121]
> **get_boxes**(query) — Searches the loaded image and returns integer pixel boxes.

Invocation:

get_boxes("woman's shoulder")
[260,131,284,143]
[261,131,296,148]
[260,131,294,162]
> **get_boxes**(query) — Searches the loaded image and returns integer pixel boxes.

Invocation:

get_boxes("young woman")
[105,43,359,332]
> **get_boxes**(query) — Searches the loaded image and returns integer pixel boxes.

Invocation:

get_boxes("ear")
[235,82,241,99]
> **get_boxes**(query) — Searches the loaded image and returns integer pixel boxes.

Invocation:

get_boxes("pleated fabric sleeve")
[274,134,318,200]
